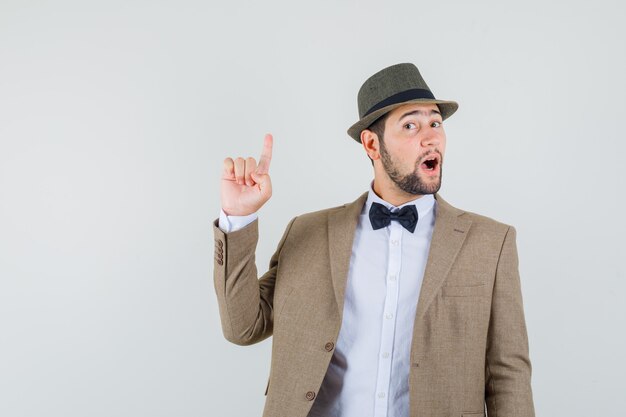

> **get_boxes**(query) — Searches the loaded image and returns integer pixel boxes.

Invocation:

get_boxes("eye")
[431,121,442,128]
[404,122,417,130]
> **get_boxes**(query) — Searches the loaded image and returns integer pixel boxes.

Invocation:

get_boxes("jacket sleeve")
[212,216,297,346]
[485,225,536,417]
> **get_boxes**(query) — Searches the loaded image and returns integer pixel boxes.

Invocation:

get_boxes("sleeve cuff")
[218,209,259,233]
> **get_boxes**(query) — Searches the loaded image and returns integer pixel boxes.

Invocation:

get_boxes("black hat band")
[363,88,435,117]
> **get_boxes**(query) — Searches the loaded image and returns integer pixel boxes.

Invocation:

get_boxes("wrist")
[222,207,256,217]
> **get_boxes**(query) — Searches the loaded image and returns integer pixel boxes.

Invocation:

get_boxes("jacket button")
[216,252,223,260]
[305,391,316,401]
[217,259,223,266]
[324,342,334,352]
[217,240,223,247]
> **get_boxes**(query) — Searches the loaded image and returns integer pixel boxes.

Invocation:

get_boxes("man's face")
[376,102,446,196]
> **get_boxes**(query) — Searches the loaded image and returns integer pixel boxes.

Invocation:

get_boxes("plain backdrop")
[1,0,625,416]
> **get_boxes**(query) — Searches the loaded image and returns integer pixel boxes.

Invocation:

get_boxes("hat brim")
[347,98,459,143]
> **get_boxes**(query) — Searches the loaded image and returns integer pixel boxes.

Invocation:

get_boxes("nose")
[420,129,440,148]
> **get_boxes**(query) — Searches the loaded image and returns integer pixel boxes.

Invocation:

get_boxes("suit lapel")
[328,191,368,315]
[415,192,472,319]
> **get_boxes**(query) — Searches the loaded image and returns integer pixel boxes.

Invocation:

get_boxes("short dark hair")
[365,113,389,165]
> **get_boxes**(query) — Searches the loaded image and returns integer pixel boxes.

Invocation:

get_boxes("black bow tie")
[369,201,418,233]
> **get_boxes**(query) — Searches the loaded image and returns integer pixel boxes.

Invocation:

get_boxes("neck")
[372,176,426,207]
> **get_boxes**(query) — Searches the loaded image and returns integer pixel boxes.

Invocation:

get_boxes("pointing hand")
[221,134,273,216]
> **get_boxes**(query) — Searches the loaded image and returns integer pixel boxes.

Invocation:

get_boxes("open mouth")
[420,154,440,175]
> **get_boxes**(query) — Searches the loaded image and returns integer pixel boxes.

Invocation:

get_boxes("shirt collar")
[362,180,436,218]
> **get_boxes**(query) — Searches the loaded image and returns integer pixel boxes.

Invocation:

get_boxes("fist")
[220,133,273,216]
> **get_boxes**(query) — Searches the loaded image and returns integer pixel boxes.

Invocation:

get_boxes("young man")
[213,63,535,417]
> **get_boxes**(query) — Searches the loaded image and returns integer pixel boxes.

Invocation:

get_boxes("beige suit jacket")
[213,192,535,417]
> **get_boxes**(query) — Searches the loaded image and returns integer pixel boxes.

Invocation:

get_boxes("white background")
[1,1,625,416]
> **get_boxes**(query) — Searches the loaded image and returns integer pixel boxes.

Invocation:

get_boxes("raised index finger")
[256,133,273,174]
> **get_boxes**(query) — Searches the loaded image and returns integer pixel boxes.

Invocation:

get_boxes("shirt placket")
[374,220,403,417]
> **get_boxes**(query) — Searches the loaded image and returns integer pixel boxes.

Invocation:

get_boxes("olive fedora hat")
[347,63,458,142]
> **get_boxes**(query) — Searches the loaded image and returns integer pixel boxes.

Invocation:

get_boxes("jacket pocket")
[461,412,485,417]
[442,284,485,297]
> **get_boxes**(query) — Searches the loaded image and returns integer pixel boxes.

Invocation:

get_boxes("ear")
[361,129,380,161]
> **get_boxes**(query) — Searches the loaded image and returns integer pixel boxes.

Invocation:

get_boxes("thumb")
[250,171,272,194]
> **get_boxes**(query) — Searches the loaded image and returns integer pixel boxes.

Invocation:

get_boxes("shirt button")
[390,239,399,246]
[378,392,385,398]
[305,391,316,401]
[385,312,393,319]
[388,274,396,281]
[382,352,390,358]
[324,342,334,352]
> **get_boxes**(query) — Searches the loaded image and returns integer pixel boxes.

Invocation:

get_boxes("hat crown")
[357,63,432,118]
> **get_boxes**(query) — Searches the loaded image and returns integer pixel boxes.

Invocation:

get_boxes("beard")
[379,138,442,195]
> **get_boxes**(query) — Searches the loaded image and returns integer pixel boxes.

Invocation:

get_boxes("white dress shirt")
[218,181,437,417]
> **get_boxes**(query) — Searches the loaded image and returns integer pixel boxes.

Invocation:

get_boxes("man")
[213,63,535,417]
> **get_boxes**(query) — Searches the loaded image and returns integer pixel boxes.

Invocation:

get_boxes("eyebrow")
[398,109,441,121]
